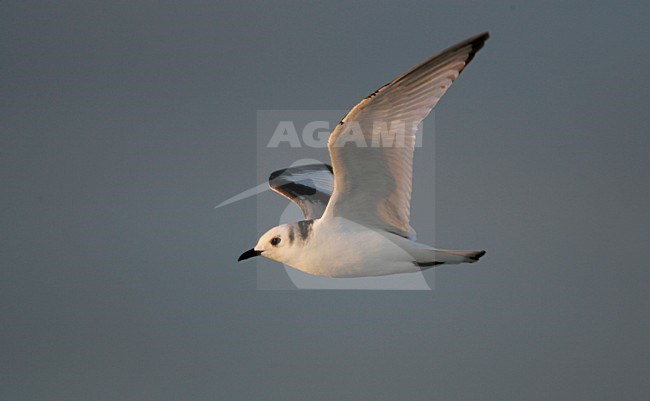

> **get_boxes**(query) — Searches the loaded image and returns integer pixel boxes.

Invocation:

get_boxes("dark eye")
[270,237,281,246]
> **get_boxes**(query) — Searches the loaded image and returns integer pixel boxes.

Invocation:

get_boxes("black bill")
[238,248,262,262]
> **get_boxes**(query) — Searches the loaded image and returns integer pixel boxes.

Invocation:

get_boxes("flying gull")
[238,32,489,277]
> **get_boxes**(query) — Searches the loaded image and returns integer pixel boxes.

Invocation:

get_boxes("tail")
[412,248,486,268]
[386,235,486,268]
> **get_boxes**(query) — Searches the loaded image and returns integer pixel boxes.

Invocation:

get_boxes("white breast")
[285,218,421,277]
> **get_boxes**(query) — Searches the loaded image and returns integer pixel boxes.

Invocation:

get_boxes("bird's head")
[238,224,294,264]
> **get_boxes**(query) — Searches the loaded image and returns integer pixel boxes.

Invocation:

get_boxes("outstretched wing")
[322,32,489,238]
[269,163,334,220]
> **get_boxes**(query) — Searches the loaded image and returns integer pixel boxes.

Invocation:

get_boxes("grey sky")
[1,1,649,400]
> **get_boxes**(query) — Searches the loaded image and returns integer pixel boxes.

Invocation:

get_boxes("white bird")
[238,33,489,277]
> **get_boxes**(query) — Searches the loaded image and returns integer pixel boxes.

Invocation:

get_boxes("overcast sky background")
[2,1,649,400]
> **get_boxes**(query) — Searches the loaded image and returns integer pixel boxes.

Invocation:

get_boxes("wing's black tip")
[268,163,333,182]
[464,32,490,66]
[269,168,288,181]
[388,31,490,88]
